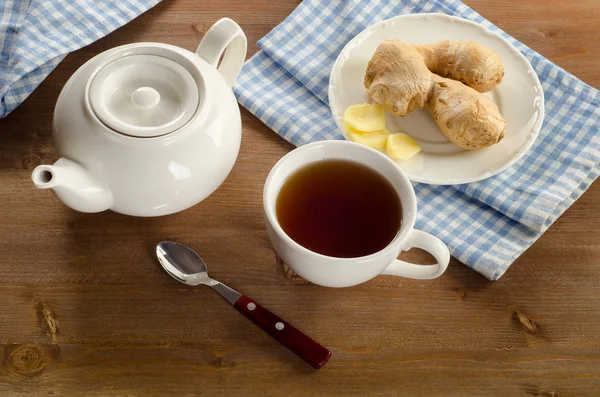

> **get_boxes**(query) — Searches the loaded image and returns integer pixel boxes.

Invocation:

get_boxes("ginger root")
[364,40,506,150]
[414,40,504,93]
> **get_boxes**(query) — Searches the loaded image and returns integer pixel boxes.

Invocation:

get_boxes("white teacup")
[263,140,450,288]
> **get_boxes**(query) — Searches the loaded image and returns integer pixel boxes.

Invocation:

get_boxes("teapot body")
[33,18,247,216]
[51,42,241,216]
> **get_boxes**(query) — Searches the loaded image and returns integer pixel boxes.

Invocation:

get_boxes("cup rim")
[263,140,417,262]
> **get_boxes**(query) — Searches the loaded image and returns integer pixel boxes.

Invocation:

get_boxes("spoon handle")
[233,295,331,369]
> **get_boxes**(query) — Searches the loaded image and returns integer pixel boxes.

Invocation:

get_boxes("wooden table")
[1,1,599,396]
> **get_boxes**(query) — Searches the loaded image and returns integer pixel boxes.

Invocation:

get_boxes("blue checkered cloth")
[234,0,600,280]
[0,0,161,118]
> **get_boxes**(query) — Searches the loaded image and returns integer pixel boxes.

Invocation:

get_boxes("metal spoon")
[156,241,331,369]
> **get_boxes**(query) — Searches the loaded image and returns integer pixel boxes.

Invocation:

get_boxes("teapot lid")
[89,54,199,137]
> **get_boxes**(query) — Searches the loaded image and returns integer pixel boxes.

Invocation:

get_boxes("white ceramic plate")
[328,14,544,185]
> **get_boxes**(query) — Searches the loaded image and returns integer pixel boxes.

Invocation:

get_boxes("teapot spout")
[32,158,113,213]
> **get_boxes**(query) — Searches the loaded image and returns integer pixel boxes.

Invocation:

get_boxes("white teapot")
[31,18,246,216]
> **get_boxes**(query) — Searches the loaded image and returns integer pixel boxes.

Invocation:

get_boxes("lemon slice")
[386,133,421,160]
[344,104,386,132]
[346,126,390,151]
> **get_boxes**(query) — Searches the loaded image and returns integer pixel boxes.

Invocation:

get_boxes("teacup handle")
[196,18,247,87]
[381,230,450,280]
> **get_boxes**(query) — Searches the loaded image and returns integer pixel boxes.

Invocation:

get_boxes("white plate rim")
[328,13,545,185]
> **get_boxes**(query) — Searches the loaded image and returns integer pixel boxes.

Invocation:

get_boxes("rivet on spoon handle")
[234,295,331,369]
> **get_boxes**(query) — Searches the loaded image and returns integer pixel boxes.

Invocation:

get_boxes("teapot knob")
[131,86,161,109]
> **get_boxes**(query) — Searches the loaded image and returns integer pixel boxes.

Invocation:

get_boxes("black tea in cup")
[276,159,402,258]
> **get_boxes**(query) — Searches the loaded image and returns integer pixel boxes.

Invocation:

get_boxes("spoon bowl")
[157,241,211,286]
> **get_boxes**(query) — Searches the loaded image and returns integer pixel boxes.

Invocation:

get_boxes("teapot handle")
[196,18,247,87]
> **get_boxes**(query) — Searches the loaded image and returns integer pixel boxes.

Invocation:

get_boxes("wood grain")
[0,1,599,396]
